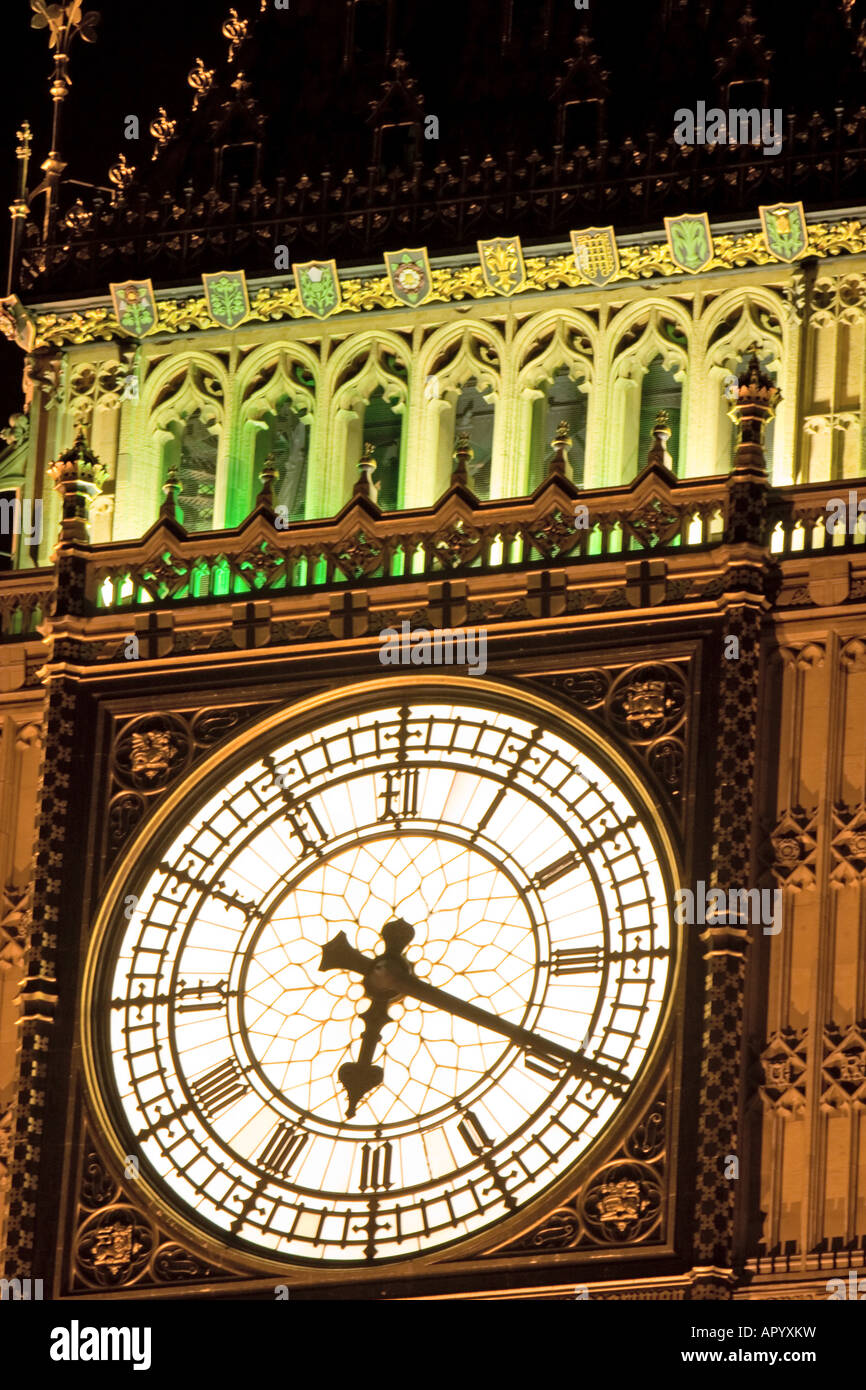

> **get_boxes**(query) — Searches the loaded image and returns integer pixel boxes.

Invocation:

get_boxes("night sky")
[0,0,851,424]
[0,0,225,421]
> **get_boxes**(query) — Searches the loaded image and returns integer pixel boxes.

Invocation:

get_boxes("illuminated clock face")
[86,680,678,1268]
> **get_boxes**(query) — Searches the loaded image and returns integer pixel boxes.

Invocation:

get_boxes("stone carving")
[820,1023,866,1112]
[765,807,818,890]
[757,1029,808,1117]
[580,1162,663,1243]
[606,664,686,740]
[112,714,192,793]
[830,803,866,884]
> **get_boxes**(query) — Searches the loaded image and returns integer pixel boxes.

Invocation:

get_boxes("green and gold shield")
[477,236,526,296]
[759,202,808,263]
[570,226,620,287]
[110,279,158,338]
[294,260,341,319]
[385,248,433,306]
[664,213,714,274]
[202,270,250,329]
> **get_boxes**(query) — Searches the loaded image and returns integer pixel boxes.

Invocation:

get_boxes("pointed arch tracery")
[234,343,319,524]
[135,351,228,534]
[512,310,595,493]
[694,289,787,480]
[412,322,504,503]
[604,306,689,485]
[325,332,411,510]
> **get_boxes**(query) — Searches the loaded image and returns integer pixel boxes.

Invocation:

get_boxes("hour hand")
[319,931,369,976]
[338,997,391,1119]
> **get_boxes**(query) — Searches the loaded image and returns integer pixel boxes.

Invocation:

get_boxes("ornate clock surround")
[79,675,683,1282]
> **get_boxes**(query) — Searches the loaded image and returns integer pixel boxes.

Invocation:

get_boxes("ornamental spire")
[48,425,106,556]
[27,2,101,244]
[547,421,573,480]
[727,346,781,475]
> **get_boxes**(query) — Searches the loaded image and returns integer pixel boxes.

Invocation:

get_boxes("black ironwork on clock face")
[90,684,678,1267]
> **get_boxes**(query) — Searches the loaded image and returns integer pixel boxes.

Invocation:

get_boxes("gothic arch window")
[454,383,495,500]
[327,335,409,510]
[607,310,688,484]
[144,355,226,534]
[699,297,782,477]
[254,398,310,523]
[638,358,683,473]
[529,369,588,491]
[363,387,403,511]
[237,347,318,524]
[417,325,503,503]
[513,312,594,494]
[169,409,218,532]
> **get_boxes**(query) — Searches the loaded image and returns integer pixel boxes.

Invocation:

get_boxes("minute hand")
[396,972,629,1096]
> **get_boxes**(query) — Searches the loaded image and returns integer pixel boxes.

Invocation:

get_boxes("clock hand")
[320,919,416,1119]
[319,922,627,1098]
[394,972,629,1097]
[337,997,390,1119]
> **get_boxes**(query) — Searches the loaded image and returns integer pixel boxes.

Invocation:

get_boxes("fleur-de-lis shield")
[110,279,158,338]
[202,270,250,329]
[570,226,620,287]
[293,260,341,319]
[384,248,433,306]
[759,202,808,263]
[477,236,526,296]
[664,213,714,274]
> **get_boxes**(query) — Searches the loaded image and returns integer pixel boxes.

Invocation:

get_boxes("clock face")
[85,679,678,1269]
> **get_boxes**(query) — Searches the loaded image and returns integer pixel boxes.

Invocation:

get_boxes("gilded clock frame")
[80,673,684,1282]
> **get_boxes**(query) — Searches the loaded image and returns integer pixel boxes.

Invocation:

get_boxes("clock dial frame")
[82,676,682,1275]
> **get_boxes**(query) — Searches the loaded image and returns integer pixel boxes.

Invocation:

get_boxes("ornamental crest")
[759,201,808,263]
[110,279,158,337]
[202,270,250,329]
[664,213,714,274]
[384,247,433,306]
[477,236,526,296]
[293,260,341,319]
[570,226,620,286]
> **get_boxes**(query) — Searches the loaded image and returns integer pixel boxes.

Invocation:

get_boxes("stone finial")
[353,441,379,502]
[647,411,673,470]
[452,432,474,486]
[160,464,182,522]
[727,347,782,475]
[548,419,573,479]
[256,452,279,509]
[48,427,107,554]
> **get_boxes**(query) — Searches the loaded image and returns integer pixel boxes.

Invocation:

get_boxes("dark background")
[0,0,854,424]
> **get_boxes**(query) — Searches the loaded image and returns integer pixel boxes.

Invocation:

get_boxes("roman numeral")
[379,769,419,822]
[534,852,581,889]
[551,945,604,976]
[457,1111,495,1156]
[258,1122,308,1178]
[192,1058,247,1118]
[524,1049,569,1080]
[359,1142,393,1190]
[176,978,229,1013]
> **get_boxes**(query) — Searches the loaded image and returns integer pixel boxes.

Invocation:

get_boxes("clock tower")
[1,0,865,1302]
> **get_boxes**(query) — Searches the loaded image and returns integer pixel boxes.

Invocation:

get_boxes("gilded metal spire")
[6,123,32,295]
[28,2,101,244]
